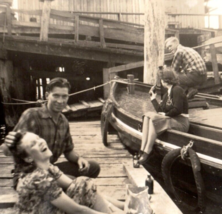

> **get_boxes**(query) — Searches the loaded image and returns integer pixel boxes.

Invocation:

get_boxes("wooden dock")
[0,120,182,214]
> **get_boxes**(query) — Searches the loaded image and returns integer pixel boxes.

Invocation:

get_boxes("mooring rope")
[2,81,112,105]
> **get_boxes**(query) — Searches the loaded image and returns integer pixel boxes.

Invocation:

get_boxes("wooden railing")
[0,2,144,53]
[167,13,222,29]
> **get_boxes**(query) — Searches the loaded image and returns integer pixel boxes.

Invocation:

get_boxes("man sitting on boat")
[165,37,207,99]
[138,68,190,164]
[1,78,100,188]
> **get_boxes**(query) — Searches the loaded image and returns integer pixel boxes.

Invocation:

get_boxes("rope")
[68,81,111,96]
[2,101,43,105]
[192,40,222,50]
[2,81,112,106]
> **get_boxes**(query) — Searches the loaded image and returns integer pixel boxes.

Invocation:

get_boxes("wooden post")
[175,31,179,41]
[144,0,165,85]
[103,62,115,99]
[127,74,135,94]
[219,15,222,29]
[74,15,79,42]
[40,0,53,41]
[118,13,121,21]
[99,19,106,48]
[210,44,221,84]
[6,3,11,36]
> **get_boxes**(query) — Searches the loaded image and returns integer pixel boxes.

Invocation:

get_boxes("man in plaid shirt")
[2,78,100,186]
[165,37,207,98]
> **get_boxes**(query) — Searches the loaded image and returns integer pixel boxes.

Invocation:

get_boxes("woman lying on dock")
[9,131,124,214]
[138,68,190,164]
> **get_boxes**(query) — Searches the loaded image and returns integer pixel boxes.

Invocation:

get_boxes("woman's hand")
[149,86,156,100]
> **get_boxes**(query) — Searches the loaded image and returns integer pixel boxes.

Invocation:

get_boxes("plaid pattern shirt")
[14,105,74,163]
[172,45,206,75]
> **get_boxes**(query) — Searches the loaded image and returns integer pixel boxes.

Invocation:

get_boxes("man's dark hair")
[46,78,71,92]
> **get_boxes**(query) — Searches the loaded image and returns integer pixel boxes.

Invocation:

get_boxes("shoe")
[187,88,198,99]
[138,152,151,164]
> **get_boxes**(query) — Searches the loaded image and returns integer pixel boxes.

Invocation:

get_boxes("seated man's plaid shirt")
[172,45,206,75]
[13,104,74,163]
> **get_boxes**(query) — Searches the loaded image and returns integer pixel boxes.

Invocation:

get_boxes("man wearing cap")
[165,37,207,99]
[1,78,100,187]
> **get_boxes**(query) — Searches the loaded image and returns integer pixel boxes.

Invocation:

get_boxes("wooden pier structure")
[0,120,182,214]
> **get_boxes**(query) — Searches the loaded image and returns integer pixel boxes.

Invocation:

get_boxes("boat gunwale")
[108,80,222,159]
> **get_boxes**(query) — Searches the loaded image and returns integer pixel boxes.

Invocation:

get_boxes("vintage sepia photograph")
[0,0,222,213]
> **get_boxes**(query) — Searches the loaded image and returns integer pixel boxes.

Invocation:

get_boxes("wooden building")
[17,0,207,28]
[0,0,220,119]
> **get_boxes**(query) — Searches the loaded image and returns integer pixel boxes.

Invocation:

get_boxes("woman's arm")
[51,192,108,214]
[56,174,73,190]
[151,94,167,112]
[165,87,184,117]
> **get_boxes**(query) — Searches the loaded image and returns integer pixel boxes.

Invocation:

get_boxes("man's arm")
[64,148,79,163]
[64,148,90,174]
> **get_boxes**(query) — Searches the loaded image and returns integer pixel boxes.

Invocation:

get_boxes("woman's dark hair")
[9,131,36,174]
[46,78,71,93]
[160,67,178,85]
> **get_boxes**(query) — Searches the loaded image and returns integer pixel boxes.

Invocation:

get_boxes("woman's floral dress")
[15,165,97,214]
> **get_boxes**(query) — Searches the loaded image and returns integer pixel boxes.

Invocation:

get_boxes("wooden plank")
[95,177,129,186]
[1,36,143,64]
[108,61,143,74]
[0,208,15,214]
[99,18,106,48]
[0,179,13,187]
[0,187,17,208]
[123,163,182,214]
[210,44,221,84]
[40,0,52,41]
[12,8,41,16]
[56,157,128,165]
[97,186,125,200]
[74,15,79,42]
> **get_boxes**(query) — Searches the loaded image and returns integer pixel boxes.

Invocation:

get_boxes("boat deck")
[116,88,222,129]
[0,120,182,214]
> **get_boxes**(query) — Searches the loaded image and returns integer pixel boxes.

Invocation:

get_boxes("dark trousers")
[55,160,100,178]
[177,71,207,90]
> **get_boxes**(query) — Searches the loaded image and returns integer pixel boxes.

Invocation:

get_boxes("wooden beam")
[123,163,182,214]
[1,36,143,64]
[108,61,143,74]
[99,19,106,48]
[74,15,79,42]
[40,0,52,41]
[210,44,221,84]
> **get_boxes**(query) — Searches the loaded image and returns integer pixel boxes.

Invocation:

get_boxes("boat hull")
[101,79,222,205]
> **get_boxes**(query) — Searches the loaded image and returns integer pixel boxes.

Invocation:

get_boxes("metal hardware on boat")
[181,140,194,160]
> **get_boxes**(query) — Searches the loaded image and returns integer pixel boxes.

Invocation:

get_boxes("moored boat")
[101,77,222,211]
